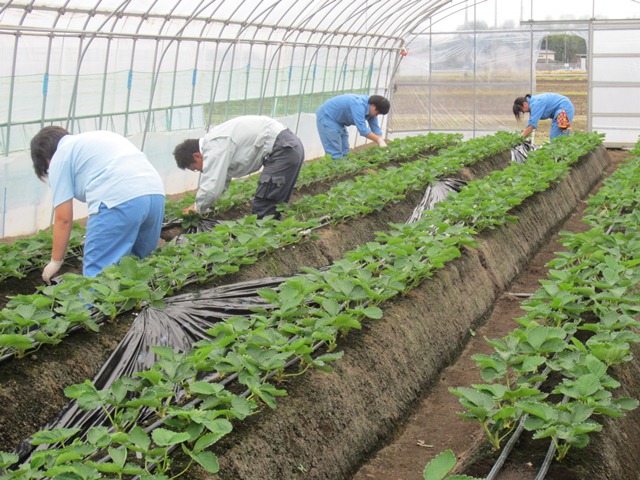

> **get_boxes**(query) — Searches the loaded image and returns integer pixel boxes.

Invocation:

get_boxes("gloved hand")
[42,259,63,284]
[377,138,388,148]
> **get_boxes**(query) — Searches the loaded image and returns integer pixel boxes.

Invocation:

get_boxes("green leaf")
[321,298,341,316]
[189,381,225,396]
[108,446,127,468]
[423,449,456,480]
[151,428,192,447]
[30,427,81,446]
[361,306,384,319]
[193,427,232,453]
[569,403,594,424]
[0,451,19,469]
[518,400,556,422]
[0,334,34,352]
[190,449,220,473]
[129,426,151,452]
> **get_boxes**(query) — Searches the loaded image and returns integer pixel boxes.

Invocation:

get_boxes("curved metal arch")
[140,0,223,146]
[198,0,283,128]
[0,0,468,150]
[64,0,132,129]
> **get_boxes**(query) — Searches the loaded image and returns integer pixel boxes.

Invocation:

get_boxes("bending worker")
[513,93,574,141]
[173,115,304,219]
[30,127,165,283]
[316,94,390,160]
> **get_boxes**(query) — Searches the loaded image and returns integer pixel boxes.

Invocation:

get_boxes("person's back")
[529,93,573,121]
[50,130,164,215]
[174,115,303,219]
[316,94,368,127]
[31,126,165,281]
[200,115,287,181]
[315,94,389,159]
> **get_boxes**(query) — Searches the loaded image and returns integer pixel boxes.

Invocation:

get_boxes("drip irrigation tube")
[534,396,569,480]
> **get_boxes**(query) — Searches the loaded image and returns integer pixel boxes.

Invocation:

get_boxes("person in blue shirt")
[30,127,165,283]
[316,94,390,159]
[513,93,575,141]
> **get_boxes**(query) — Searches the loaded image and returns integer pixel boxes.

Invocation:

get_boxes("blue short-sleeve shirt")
[49,131,164,214]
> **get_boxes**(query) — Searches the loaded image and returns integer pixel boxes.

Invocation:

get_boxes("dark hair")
[30,126,70,181]
[173,139,200,169]
[513,94,531,121]
[369,95,390,115]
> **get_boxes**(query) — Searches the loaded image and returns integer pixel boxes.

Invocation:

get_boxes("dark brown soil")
[0,149,512,454]
[1,148,637,480]
[352,149,640,480]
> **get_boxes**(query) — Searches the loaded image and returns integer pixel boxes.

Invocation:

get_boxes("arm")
[521,125,535,138]
[365,114,386,146]
[364,131,383,142]
[364,131,387,147]
[52,199,73,261]
[351,100,376,138]
[43,199,73,283]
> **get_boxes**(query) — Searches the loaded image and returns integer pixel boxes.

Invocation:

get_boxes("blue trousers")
[550,104,575,140]
[83,194,165,277]
[316,114,350,159]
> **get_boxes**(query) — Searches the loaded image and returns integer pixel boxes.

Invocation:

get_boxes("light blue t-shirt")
[49,131,165,214]
[316,94,382,137]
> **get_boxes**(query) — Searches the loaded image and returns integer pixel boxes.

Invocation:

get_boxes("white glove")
[377,138,388,148]
[42,260,63,284]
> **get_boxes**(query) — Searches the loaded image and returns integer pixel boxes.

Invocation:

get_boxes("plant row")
[165,132,462,224]
[0,132,516,361]
[451,143,640,464]
[0,132,604,479]
[0,133,460,282]
[0,227,85,284]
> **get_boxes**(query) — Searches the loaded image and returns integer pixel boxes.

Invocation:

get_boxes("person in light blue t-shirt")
[30,127,165,283]
[513,93,575,141]
[316,94,390,159]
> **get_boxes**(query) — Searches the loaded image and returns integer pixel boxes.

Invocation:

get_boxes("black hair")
[513,94,532,121]
[30,126,70,181]
[173,139,200,169]
[369,95,391,115]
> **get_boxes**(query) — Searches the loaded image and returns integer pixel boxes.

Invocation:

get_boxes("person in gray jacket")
[173,116,304,219]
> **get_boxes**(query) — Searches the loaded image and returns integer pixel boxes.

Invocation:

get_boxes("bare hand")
[182,204,199,215]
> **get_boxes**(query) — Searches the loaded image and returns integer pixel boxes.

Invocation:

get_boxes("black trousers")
[251,128,305,219]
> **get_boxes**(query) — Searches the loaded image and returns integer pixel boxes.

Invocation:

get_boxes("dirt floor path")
[352,149,632,480]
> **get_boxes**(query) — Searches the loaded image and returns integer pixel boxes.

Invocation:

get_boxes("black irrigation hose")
[485,366,551,480]
[534,396,569,480]
[536,440,557,480]
[486,416,528,480]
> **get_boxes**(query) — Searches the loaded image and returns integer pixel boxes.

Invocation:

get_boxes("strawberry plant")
[0,132,611,478]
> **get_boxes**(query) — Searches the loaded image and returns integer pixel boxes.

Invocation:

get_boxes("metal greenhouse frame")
[0,0,639,238]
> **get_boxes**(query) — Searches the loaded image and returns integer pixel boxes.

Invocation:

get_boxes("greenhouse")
[0,0,639,479]
[1,0,639,237]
